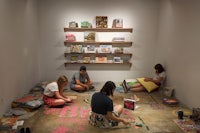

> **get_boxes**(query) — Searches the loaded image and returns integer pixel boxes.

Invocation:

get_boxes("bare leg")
[130,83,146,92]
[130,86,146,92]
[73,84,86,91]
[114,105,123,116]
[51,99,65,106]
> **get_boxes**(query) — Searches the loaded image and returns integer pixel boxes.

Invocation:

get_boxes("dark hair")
[154,64,165,73]
[100,81,116,96]
[80,65,86,71]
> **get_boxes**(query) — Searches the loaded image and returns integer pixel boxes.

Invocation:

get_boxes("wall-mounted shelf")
[64,41,133,47]
[64,28,133,32]
[64,62,132,67]
[63,27,133,68]
[64,53,132,57]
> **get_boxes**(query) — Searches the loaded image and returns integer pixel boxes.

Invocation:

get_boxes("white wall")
[157,0,200,108]
[0,0,40,116]
[38,0,160,82]
[0,0,198,117]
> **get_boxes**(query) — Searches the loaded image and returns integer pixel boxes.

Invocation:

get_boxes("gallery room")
[0,0,200,132]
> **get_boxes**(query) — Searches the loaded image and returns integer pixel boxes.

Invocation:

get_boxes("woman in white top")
[43,75,72,107]
[126,64,166,92]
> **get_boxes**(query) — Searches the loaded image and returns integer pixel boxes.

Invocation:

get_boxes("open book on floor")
[124,98,136,110]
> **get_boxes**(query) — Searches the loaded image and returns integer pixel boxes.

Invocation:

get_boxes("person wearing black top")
[89,81,130,128]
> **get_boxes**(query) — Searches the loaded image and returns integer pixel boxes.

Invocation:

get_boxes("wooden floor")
[5,82,196,133]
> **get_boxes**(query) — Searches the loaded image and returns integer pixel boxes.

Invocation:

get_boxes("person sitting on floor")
[43,75,72,107]
[89,81,130,128]
[123,63,166,92]
[70,65,94,92]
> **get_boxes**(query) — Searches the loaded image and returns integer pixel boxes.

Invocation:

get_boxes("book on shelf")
[99,45,112,53]
[84,32,95,42]
[69,21,78,28]
[95,57,107,63]
[85,45,96,53]
[114,47,124,54]
[70,45,82,53]
[112,19,123,28]
[81,21,92,28]
[113,57,123,63]
[112,37,125,42]
[124,98,135,110]
[65,34,76,41]
[70,55,79,63]
[96,16,108,28]
[81,21,89,28]
[83,57,90,63]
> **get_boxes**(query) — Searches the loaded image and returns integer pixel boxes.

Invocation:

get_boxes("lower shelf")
[64,62,132,67]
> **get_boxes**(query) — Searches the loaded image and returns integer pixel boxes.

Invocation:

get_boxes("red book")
[124,98,135,110]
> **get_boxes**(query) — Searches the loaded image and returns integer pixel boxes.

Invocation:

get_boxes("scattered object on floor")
[26,127,31,133]
[190,108,200,125]
[178,110,184,120]
[174,119,200,132]
[20,127,25,133]
[164,87,174,97]
[84,98,90,104]
[0,116,18,130]
[12,120,24,130]
[4,108,27,117]
[18,111,38,120]
[11,94,43,111]
[162,98,179,106]
[124,98,135,110]
[138,116,150,131]
[115,86,124,93]
[135,123,142,127]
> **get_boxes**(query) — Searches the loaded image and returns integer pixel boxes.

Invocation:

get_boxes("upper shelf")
[64,41,133,46]
[64,28,133,33]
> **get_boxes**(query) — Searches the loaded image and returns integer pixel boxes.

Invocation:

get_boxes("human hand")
[122,119,130,125]
[144,78,152,82]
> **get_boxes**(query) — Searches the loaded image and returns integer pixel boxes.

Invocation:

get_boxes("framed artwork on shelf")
[112,19,123,28]
[96,16,108,28]
[70,45,83,53]
[83,57,90,63]
[114,47,124,54]
[99,45,112,53]
[69,21,78,28]
[95,57,107,63]
[81,21,89,28]
[113,57,122,63]
[65,34,76,41]
[84,32,95,42]
[85,45,96,53]
[70,55,79,63]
